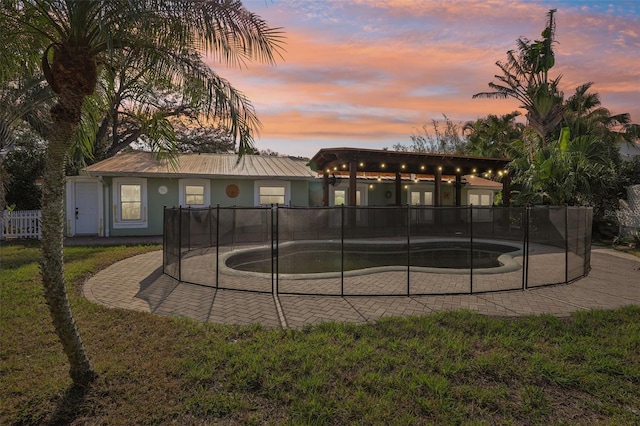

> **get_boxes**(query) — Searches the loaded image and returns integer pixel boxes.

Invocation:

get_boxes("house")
[65,149,509,237]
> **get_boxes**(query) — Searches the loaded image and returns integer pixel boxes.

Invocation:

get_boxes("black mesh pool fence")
[163,205,592,296]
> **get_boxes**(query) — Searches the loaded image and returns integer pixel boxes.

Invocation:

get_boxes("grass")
[1,240,639,425]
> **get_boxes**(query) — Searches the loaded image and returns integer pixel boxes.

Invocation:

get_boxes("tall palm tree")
[0,0,283,385]
[473,9,564,146]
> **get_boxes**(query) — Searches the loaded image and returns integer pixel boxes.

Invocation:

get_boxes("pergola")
[308,147,512,207]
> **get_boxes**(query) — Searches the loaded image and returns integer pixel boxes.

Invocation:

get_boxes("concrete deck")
[83,245,640,329]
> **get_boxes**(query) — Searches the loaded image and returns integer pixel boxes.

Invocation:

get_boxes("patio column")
[395,172,402,206]
[434,167,442,207]
[349,160,357,206]
[322,171,329,206]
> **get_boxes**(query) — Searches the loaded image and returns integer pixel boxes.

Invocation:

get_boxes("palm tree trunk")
[40,95,96,386]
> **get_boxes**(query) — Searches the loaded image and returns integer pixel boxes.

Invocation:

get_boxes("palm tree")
[0,0,283,385]
[0,75,53,211]
[462,111,524,158]
[473,9,564,146]
[563,82,631,146]
[85,48,258,164]
[511,133,618,209]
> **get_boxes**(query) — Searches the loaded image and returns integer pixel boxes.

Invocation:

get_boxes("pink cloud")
[212,1,640,156]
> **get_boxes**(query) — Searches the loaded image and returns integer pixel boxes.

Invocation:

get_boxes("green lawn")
[1,240,639,425]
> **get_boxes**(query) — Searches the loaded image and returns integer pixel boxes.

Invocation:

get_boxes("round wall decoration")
[158,185,168,195]
[384,190,393,199]
[226,184,240,198]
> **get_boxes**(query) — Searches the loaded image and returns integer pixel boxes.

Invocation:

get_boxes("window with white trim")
[260,186,285,204]
[113,178,147,229]
[254,180,291,206]
[468,193,492,206]
[179,179,210,207]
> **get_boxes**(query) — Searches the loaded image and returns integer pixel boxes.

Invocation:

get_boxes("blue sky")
[214,0,640,157]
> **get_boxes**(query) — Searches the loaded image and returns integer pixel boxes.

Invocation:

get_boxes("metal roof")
[84,151,318,179]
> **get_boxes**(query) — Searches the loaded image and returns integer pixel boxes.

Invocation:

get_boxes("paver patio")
[83,246,640,328]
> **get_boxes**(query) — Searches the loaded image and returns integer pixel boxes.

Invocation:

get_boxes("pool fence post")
[215,204,220,289]
[209,205,213,249]
[565,204,569,283]
[269,205,275,294]
[469,205,474,294]
[162,206,166,275]
[232,205,236,246]
[341,204,345,296]
[584,207,589,276]
[187,206,192,252]
[406,203,410,296]
[272,204,278,295]
[523,206,530,290]
[178,206,182,283]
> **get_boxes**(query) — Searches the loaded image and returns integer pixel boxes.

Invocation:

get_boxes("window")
[260,186,285,205]
[121,184,141,220]
[113,178,147,229]
[469,193,492,206]
[185,185,204,205]
[334,190,346,206]
[179,179,210,207]
[254,181,290,206]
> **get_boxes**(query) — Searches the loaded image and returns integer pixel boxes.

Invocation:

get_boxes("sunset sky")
[214,0,640,158]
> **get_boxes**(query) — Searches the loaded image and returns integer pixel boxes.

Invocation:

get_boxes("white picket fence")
[1,210,42,240]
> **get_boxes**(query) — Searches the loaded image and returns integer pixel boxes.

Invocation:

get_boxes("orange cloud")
[210,0,640,156]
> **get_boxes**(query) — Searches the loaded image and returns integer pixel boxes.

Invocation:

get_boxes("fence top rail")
[163,205,592,212]
[165,206,273,212]
[3,209,42,215]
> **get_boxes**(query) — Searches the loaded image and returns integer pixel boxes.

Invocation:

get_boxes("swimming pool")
[222,239,523,279]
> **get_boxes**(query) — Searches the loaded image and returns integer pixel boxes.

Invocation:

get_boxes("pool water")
[226,242,520,274]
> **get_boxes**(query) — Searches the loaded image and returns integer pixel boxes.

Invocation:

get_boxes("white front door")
[75,182,99,234]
